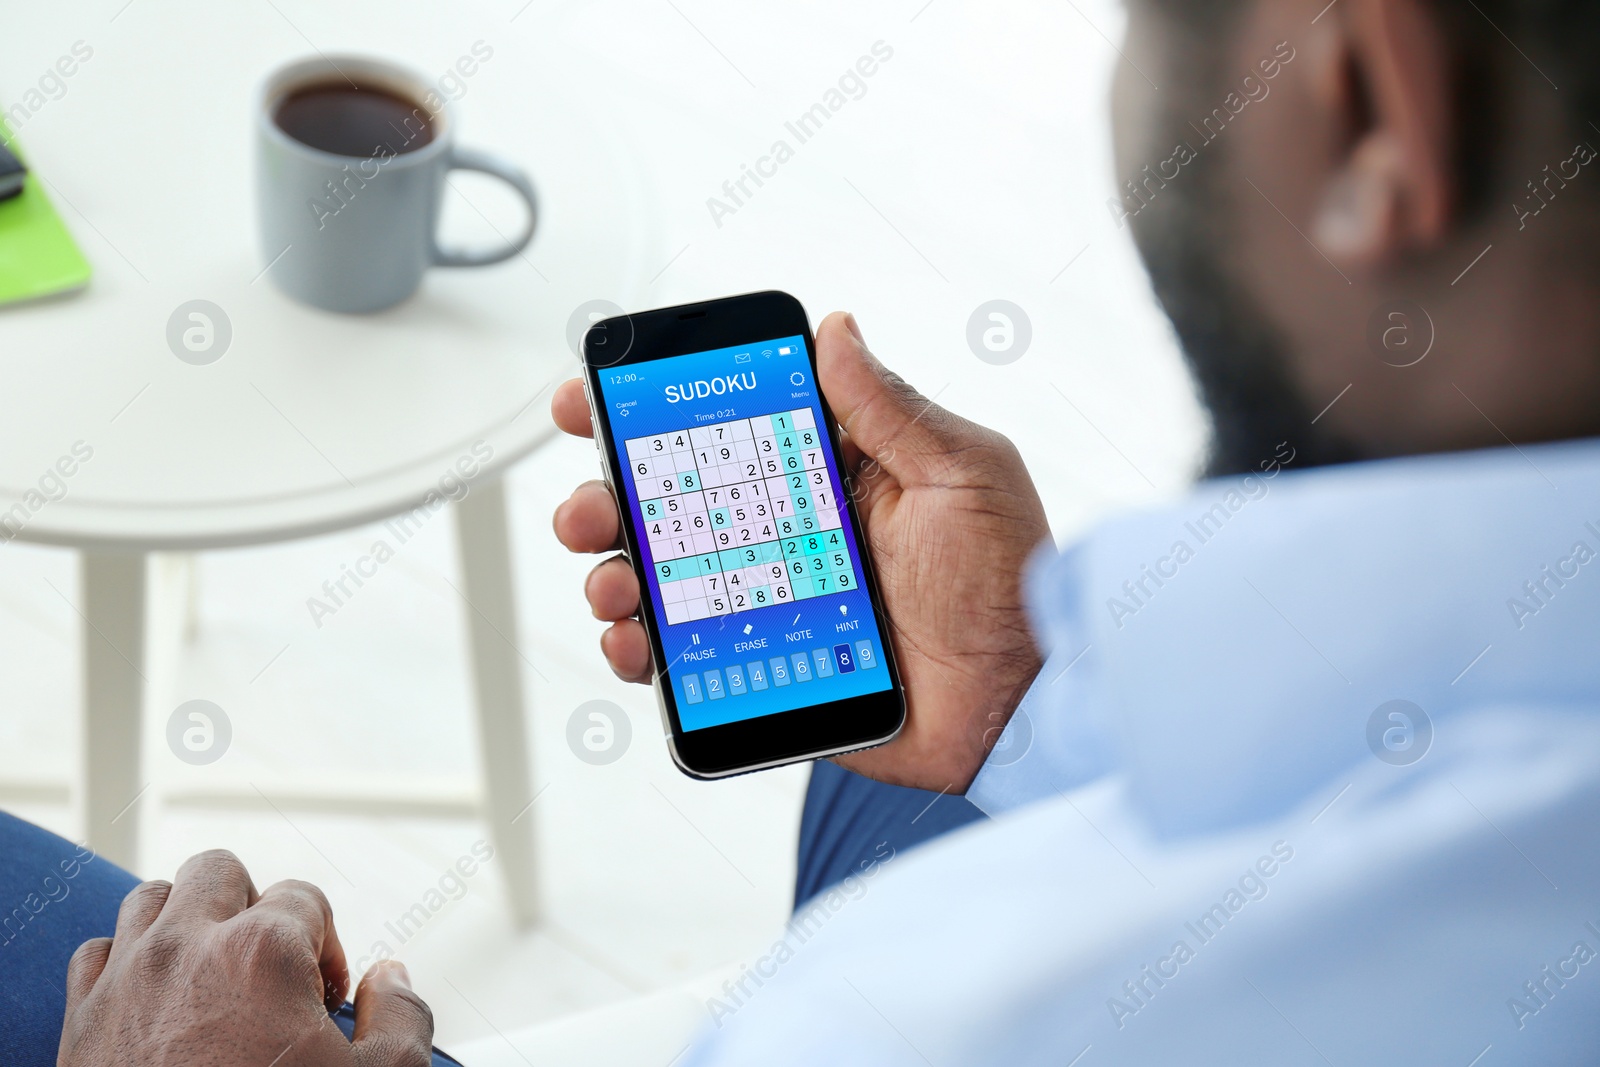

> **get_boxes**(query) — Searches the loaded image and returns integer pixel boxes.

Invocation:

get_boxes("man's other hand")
[552,311,1052,793]
[58,850,435,1067]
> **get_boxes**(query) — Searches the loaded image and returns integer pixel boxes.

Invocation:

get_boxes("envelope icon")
[734,352,752,363]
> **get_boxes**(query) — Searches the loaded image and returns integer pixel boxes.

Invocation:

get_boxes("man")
[1,821,448,1066]
[28,0,1600,1061]
[556,0,1600,1060]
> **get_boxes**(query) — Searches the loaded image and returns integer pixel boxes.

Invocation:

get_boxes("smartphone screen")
[584,293,903,776]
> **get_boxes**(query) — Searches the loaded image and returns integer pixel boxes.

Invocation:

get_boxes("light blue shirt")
[688,439,1600,1065]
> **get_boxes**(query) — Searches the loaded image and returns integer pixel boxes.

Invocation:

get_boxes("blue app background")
[597,335,893,730]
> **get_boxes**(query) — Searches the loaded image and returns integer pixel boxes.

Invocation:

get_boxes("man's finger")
[162,849,258,925]
[600,619,653,684]
[105,880,171,968]
[552,378,594,439]
[249,879,351,1012]
[586,555,641,621]
[835,427,896,515]
[63,937,112,1012]
[554,481,623,554]
[815,312,963,485]
[351,961,434,1067]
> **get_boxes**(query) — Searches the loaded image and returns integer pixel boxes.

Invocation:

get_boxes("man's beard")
[1126,124,1362,477]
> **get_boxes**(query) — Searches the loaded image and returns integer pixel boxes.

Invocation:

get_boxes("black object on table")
[0,142,27,202]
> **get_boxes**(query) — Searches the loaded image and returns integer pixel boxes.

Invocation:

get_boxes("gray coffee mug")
[255,55,538,313]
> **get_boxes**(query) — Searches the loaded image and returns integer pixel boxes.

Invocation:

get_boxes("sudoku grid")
[625,407,857,625]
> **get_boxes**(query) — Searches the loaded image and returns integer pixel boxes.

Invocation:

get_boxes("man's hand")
[58,850,435,1067]
[552,311,1051,793]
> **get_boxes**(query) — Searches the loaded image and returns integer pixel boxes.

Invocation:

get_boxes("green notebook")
[0,121,91,306]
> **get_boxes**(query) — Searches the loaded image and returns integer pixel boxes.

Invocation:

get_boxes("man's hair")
[1151,0,1600,215]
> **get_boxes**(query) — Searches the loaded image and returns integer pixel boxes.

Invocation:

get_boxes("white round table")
[0,0,659,924]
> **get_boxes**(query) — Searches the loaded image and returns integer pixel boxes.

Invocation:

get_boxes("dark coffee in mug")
[273,82,435,158]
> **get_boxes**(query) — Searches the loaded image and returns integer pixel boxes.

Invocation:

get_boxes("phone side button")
[681,674,704,704]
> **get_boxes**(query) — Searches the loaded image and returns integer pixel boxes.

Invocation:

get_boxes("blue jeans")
[794,761,988,908]
[0,811,460,1067]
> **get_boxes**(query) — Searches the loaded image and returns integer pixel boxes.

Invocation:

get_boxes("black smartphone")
[581,290,905,778]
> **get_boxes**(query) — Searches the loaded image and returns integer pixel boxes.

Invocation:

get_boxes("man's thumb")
[350,961,434,1067]
[816,312,959,480]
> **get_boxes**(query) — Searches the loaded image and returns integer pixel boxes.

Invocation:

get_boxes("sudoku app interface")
[598,335,893,731]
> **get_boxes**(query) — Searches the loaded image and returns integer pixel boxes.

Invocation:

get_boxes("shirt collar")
[1026,438,1600,836]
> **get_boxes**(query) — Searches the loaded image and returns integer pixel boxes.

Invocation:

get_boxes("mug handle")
[432,146,539,268]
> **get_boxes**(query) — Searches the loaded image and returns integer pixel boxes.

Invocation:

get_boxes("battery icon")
[778,346,795,356]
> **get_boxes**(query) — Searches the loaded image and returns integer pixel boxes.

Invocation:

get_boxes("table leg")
[81,551,149,872]
[455,479,540,927]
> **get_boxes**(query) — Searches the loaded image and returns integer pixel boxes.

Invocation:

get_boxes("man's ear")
[1311,0,1455,266]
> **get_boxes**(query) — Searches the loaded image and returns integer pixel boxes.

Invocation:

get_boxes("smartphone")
[581,290,905,778]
